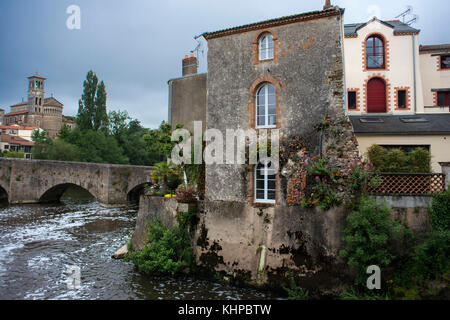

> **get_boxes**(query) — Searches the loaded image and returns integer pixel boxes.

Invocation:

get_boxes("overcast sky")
[0,0,448,128]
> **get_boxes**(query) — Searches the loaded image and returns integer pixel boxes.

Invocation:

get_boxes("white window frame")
[259,33,274,61]
[254,161,276,204]
[256,83,277,129]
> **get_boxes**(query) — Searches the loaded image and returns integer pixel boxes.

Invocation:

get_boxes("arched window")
[256,83,276,128]
[259,33,274,61]
[255,161,276,203]
[366,35,385,69]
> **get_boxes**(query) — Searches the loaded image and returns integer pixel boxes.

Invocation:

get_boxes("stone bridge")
[0,158,153,206]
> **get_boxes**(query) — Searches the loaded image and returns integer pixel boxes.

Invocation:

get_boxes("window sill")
[254,200,276,205]
[256,126,277,130]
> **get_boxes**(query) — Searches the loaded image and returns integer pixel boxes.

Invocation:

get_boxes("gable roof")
[202,7,344,40]
[44,97,63,107]
[0,134,34,146]
[28,74,47,80]
[344,18,420,37]
[4,110,28,117]
[10,102,27,109]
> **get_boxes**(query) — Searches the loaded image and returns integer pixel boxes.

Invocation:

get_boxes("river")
[0,187,280,300]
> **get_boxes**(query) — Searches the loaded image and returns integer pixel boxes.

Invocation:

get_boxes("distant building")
[3,75,74,139]
[0,134,34,159]
[0,124,42,141]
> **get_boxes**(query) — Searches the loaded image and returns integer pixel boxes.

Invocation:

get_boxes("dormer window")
[259,33,274,61]
[366,35,385,69]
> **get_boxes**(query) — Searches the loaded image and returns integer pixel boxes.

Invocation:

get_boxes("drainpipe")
[412,33,417,113]
[257,245,267,285]
[168,80,174,125]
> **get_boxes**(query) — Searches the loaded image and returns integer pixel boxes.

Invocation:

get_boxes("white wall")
[420,52,450,113]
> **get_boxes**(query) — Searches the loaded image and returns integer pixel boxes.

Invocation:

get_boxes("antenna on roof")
[406,14,419,26]
[395,6,419,25]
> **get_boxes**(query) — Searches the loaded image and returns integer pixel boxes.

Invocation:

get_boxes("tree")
[144,122,183,165]
[76,70,109,133]
[31,130,53,159]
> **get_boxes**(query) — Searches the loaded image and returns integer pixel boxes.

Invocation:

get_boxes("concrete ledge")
[375,195,432,208]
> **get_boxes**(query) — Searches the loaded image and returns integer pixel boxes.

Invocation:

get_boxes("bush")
[410,231,450,281]
[175,185,198,203]
[429,189,450,232]
[127,218,193,275]
[367,145,431,173]
[340,197,405,285]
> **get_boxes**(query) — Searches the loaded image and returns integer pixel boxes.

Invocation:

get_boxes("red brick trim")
[437,55,450,71]
[248,75,282,129]
[362,74,391,113]
[362,33,390,72]
[394,86,411,111]
[433,91,438,106]
[252,29,278,65]
[347,88,360,111]
[344,34,357,38]
[394,32,419,36]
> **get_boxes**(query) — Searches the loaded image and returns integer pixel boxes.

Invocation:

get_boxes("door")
[367,78,387,113]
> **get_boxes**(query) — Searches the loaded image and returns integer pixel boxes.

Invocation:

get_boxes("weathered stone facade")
[0,158,152,206]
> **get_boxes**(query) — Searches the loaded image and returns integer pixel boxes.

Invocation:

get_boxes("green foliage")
[127,210,199,275]
[1,151,25,159]
[76,70,109,133]
[429,189,450,232]
[367,145,431,173]
[410,231,450,281]
[340,197,405,285]
[143,122,183,165]
[339,287,391,300]
[151,162,183,193]
[282,274,310,300]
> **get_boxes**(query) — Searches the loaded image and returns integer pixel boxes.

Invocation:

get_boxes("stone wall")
[169,73,207,133]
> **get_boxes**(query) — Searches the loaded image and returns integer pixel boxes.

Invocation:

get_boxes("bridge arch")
[39,183,96,203]
[0,185,8,205]
[127,183,148,204]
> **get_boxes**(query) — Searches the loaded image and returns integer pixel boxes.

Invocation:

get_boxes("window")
[366,35,385,69]
[35,97,38,105]
[256,83,276,128]
[259,33,274,61]
[441,55,450,70]
[348,91,357,109]
[255,161,276,203]
[397,90,406,108]
[437,91,450,106]
[4,145,9,150]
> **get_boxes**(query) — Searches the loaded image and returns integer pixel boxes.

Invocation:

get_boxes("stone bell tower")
[27,75,46,127]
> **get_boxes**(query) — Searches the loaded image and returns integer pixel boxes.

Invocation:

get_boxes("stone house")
[187,3,360,288]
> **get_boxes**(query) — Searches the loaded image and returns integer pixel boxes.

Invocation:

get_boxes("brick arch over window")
[252,29,278,65]
[362,33,390,71]
[248,75,282,129]
[363,74,391,113]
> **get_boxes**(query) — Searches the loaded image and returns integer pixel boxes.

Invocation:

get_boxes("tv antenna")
[395,5,418,25]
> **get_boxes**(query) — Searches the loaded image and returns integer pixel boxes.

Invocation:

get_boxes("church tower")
[27,75,46,127]
[28,75,46,114]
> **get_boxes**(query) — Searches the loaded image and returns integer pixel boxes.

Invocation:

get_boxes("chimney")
[182,51,198,76]
[323,0,332,10]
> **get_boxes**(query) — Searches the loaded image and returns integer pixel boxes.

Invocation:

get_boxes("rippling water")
[0,189,279,300]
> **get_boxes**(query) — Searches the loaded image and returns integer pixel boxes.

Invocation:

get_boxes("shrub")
[410,230,450,281]
[429,189,450,232]
[340,197,405,285]
[367,145,387,170]
[407,148,431,173]
[282,274,310,300]
[127,218,193,275]
[175,185,198,203]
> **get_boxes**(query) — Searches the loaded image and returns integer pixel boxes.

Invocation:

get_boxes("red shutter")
[367,78,387,113]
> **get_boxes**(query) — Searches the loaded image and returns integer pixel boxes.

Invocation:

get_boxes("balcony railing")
[369,173,445,196]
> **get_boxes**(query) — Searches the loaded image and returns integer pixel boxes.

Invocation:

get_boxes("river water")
[0,188,280,300]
